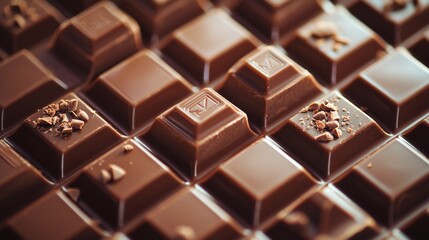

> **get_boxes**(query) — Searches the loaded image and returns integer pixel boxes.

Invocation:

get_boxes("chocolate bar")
[0,0,428,239]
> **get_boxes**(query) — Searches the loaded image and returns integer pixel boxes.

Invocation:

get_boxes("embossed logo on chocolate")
[182,92,222,119]
[249,51,286,76]
[75,7,118,37]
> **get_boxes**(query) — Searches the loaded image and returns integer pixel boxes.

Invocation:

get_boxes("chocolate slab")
[0,50,66,133]
[233,0,322,42]
[409,29,429,68]
[0,191,102,240]
[402,207,429,239]
[220,46,324,132]
[272,91,386,179]
[349,0,429,46]
[70,140,182,228]
[8,93,121,180]
[0,141,50,223]
[127,188,242,239]
[343,50,429,132]
[162,9,260,85]
[142,88,256,180]
[52,1,142,80]
[265,187,378,240]
[285,7,385,86]
[116,0,204,44]
[403,116,429,157]
[202,139,316,226]
[336,138,429,226]
[0,0,61,53]
[85,49,193,133]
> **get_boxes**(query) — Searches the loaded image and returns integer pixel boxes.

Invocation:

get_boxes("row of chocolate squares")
[1,88,428,226]
[2,0,429,90]
[1,40,428,137]
[0,135,428,240]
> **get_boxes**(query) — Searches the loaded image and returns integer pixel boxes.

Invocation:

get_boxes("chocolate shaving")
[123,144,134,153]
[332,128,342,138]
[78,110,89,122]
[315,132,334,142]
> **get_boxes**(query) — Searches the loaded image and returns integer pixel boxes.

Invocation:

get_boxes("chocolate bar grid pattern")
[0,0,428,239]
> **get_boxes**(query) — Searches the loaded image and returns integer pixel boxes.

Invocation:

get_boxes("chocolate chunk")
[272,92,386,179]
[52,1,142,80]
[285,8,385,86]
[233,0,322,42]
[220,46,323,131]
[265,187,378,240]
[325,121,339,130]
[70,140,181,228]
[142,88,256,180]
[77,110,89,122]
[332,128,342,138]
[344,50,429,132]
[314,132,334,142]
[162,10,259,85]
[85,50,193,133]
[0,0,61,53]
[0,141,50,222]
[126,189,242,239]
[0,50,65,133]
[8,94,121,180]
[70,119,84,130]
[115,0,203,44]
[122,144,134,153]
[350,0,429,46]
[308,102,321,111]
[403,116,429,157]
[67,99,78,112]
[313,111,326,120]
[202,139,315,226]
[0,191,102,239]
[336,139,429,226]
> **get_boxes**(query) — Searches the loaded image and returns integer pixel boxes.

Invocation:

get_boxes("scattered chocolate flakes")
[310,20,350,52]
[123,144,134,153]
[315,132,334,142]
[34,98,91,138]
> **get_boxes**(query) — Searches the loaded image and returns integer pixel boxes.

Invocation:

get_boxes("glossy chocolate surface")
[162,9,259,85]
[70,140,182,228]
[8,94,121,180]
[116,0,204,44]
[344,50,429,132]
[202,139,315,226]
[0,141,50,222]
[127,189,242,240]
[286,7,385,86]
[337,138,429,226]
[265,187,378,240]
[273,91,387,179]
[349,0,429,46]
[233,0,322,42]
[85,50,193,133]
[142,88,256,180]
[52,1,142,80]
[0,0,61,53]
[0,191,101,240]
[220,46,324,131]
[0,50,65,132]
